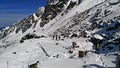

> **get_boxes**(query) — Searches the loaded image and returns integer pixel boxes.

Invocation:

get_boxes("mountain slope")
[0,0,120,68]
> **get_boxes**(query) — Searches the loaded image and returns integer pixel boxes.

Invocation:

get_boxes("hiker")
[55,34,58,40]
[95,40,100,53]
[53,35,55,40]
[72,41,77,49]
[58,36,61,40]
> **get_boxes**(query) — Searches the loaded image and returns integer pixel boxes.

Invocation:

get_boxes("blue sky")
[0,0,47,28]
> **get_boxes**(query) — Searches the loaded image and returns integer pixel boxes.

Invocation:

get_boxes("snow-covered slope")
[0,0,120,68]
[43,0,105,35]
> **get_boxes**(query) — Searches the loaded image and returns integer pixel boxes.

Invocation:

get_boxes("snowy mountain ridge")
[0,0,120,68]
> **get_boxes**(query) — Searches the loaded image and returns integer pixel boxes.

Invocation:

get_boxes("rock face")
[35,7,45,17]
[40,0,80,27]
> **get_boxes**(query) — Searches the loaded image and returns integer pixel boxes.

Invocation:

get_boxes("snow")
[0,0,119,68]
[38,52,116,68]
[93,34,104,40]
[38,58,84,68]
[33,14,38,21]
[0,36,117,68]
[4,26,10,30]
[108,0,120,4]
[43,0,105,35]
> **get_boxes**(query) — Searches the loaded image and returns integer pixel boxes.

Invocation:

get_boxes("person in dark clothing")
[58,36,61,40]
[55,35,58,40]
[53,35,55,40]
[72,42,77,49]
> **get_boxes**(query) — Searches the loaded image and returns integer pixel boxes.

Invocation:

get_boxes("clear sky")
[0,0,47,28]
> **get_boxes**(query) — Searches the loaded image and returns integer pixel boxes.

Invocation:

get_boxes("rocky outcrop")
[40,0,80,27]
[40,0,69,27]
[0,7,44,39]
